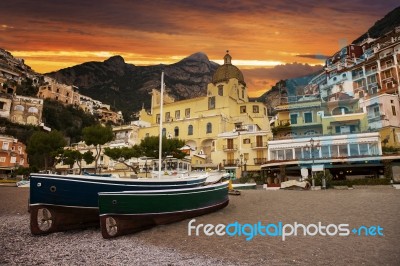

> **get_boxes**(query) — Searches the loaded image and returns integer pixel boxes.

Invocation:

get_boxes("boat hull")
[99,182,229,238]
[29,173,206,235]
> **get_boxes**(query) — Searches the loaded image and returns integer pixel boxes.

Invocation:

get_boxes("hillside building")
[0,135,29,178]
[264,27,400,184]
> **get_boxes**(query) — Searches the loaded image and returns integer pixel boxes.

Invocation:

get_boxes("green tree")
[57,149,95,174]
[27,130,67,170]
[104,146,141,173]
[82,125,113,173]
[139,136,186,159]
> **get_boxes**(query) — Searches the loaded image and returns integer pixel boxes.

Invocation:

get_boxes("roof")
[212,52,245,85]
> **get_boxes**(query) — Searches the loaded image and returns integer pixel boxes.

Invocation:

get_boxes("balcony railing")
[254,158,268,165]
[223,159,237,166]
[251,142,268,149]
[380,62,394,71]
[222,145,238,151]
[365,69,377,75]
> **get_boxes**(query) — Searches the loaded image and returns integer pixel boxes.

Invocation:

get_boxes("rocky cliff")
[46,52,219,119]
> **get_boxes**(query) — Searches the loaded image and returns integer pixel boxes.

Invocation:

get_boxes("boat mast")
[158,71,164,179]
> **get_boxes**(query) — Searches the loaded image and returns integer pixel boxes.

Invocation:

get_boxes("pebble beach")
[1,186,400,265]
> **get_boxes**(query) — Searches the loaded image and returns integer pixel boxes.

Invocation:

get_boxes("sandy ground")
[0,186,399,265]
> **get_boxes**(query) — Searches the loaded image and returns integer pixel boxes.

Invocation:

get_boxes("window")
[253,105,259,113]
[242,89,245,99]
[66,92,69,97]
[359,144,369,155]
[174,126,179,137]
[373,106,380,117]
[14,105,24,111]
[175,110,180,119]
[28,107,38,113]
[321,146,330,158]
[188,125,193,135]
[165,112,170,121]
[367,75,377,84]
[304,112,312,123]
[208,96,215,109]
[162,128,166,137]
[0,101,5,110]
[243,138,250,144]
[218,85,223,96]
[10,156,16,163]
[392,105,397,116]
[305,130,318,135]
[349,144,359,156]
[206,123,212,133]
[20,158,24,165]
[383,70,392,79]
[240,106,246,113]
[338,145,348,157]
[156,114,160,124]
[56,88,60,93]
[185,108,190,118]
[290,113,298,124]
[0,157,5,162]
[2,142,9,150]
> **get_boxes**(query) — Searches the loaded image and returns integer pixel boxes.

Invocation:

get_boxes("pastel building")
[137,52,272,177]
[263,27,400,183]
[0,135,29,178]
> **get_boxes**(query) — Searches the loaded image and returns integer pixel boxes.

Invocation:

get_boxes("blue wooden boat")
[29,173,207,235]
[99,181,229,238]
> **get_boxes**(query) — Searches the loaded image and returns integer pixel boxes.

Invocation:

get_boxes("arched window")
[14,105,24,111]
[162,128,166,137]
[304,130,318,136]
[28,107,39,113]
[206,123,212,133]
[332,106,349,115]
[174,126,179,137]
[188,125,193,135]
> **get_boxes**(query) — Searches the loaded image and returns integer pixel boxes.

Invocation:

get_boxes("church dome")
[212,51,245,85]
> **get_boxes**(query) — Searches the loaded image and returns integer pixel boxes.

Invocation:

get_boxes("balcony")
[251,142,268,149]
[380,62,394,71]
[223,159,237,167]
[222,145,238,151]
[365,69,377,75]
[254,158,268,165]
[276,119,290,126]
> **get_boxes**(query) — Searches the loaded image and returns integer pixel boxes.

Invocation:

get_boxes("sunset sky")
[1,0,399,96]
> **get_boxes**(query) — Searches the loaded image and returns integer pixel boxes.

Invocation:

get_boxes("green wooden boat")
[99,181,229,238]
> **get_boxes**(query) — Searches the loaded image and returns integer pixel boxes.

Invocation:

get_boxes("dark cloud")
[242,63,323,82]
[296,54,330,60]
[242,63,323,96]
[1,0,399,35]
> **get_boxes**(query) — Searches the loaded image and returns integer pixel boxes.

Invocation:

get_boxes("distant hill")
[46,53,219,120]
[353,6,400,44]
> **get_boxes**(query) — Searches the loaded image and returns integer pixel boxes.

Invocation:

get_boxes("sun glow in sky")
[1,0,399,97]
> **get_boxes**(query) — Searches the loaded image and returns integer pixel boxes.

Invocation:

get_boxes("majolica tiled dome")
[212,51,245,85]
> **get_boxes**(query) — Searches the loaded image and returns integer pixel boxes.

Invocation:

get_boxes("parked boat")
[99,181,229,238]
[232,183,257,190]
[29,173,207,235]
[16,180,30,187]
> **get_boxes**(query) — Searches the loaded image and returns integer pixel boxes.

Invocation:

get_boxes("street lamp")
[236,154,248,178]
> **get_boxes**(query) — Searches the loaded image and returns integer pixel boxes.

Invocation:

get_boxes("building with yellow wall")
[137,52,272,177]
